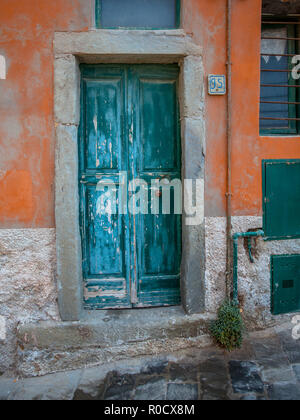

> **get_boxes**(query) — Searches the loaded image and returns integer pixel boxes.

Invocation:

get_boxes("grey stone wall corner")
[55,124,83,321]
[181,222,206,314]
[180,55,206,314]
[54,54,80,126]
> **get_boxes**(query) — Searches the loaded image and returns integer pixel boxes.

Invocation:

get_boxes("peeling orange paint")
[185,0,300,217]
[0,0,300,227]
[0,0,91,228]
[0,170,33,222]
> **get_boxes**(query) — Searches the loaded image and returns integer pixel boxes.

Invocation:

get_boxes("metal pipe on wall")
[226,0,233,299]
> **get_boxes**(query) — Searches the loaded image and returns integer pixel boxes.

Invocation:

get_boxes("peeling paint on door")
[79,64,182,309]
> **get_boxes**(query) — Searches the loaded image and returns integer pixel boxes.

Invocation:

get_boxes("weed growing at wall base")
[210,301,245,351]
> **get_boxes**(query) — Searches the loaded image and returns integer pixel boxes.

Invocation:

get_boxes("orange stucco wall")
[0,0,91,228]
[185,0,300,217]
[0,0,300,227]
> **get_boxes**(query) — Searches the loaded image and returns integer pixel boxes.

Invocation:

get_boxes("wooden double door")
[79,64,181,309]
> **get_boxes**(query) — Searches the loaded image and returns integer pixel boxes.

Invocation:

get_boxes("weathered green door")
[79,64,181,309]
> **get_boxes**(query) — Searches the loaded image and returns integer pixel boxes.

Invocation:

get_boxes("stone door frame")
[54,29,206,321]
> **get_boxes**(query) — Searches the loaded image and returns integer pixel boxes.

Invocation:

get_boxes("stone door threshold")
[18,307,213,351]
[17,307,214,377]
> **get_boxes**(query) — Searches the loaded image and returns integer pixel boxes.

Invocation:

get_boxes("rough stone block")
[182,221,206,314]
[166,383,198,400]
[141,359,169,376]
[0,379,19,401]
[55,124,83,321]
[225,340,255,361]
[293,364,300,382]
[252,336,294,382]
[73,364,109,400]
[240,394,266,401]
[268,382,300,401]
[135,378,167,401]
[0,317,6,341]
[182,118,205,180]
[104,371,136,400]
[181,56,205,118]
[229,361,264,394]
[278,331,300,364]
[54,30,203,58]
[169,362,198,382]
[54,55,80,125]
[10,370,81,400]
[0,228,59,374]
[199,358,229,400]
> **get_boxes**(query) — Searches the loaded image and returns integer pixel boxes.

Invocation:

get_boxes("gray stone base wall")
[1,221,300,376]
[0,229,59,374]
[205,216,300,330]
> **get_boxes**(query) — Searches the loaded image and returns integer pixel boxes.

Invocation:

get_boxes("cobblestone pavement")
[0,327,300,400]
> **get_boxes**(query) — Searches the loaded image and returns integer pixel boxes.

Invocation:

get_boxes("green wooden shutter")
[263,160,300,240]
[271,255,300,315]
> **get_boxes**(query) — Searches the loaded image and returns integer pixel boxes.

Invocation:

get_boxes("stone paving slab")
[267,382,300,401]
[229,361,264,394]
[166,383,199,401]
[0,330,299,400]
[293,364,300,382]
[0,370,82,401]
[278,331,300,365]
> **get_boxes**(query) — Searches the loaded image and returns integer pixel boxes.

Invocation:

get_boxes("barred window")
[260,22,299,134]
[96,0,180,29]
[260,1,300,135]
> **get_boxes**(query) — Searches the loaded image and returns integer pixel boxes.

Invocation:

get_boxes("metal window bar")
[261,84,300,88]
[260,117,300,121]
[260,53,297,57]
[260,19,300,125]
[261,36,300,40]
[262,69,292,72]
[261,101,300,105]
[262,14,300,17]
[262,22,300,25]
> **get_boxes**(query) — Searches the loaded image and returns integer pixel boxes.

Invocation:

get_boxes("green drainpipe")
[232,230,265,305]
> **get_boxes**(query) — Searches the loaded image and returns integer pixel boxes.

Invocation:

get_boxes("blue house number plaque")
[208,75,226,95]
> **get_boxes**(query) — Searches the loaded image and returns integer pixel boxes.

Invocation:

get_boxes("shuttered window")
[260,1,300,134]
[262,160,300,239]
[260,20,300,135]
[96,0,180,29]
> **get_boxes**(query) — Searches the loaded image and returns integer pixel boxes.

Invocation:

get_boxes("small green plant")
[210,300,245,351]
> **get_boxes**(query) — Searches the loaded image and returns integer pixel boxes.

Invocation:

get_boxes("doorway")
[79,64,181,309]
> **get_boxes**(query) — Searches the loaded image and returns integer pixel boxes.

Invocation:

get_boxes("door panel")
[143,213,181,276]
[85,80,122,171]
[80,66,131,309]
[85,183,125,277]
[132,66,181,307]
[140,80,178,171]
[79,64,181,309]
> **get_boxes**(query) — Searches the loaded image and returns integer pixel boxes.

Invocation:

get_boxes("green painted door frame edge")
[262,159,300,241]
[271,254,300,315]
[95,0,181,30]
